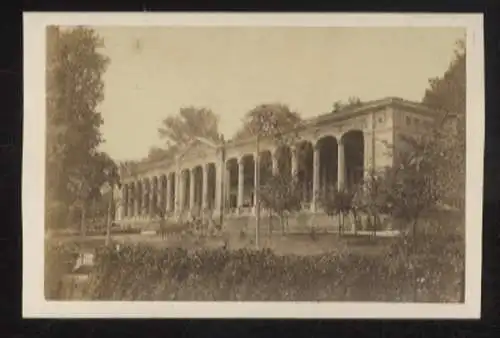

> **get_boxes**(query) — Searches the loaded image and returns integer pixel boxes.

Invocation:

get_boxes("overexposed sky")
[94,26,465,162]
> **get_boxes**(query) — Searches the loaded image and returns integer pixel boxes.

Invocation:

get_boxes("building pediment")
[177,137,219,164]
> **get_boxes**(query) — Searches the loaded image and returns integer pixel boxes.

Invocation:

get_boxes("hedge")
[85,235,464,302]
[45,240,81,299]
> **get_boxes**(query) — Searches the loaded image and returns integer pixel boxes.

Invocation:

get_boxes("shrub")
[44,240,81,299]
[85,236,464,302]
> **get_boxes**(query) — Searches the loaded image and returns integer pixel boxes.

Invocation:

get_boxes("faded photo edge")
[22,12,484,318]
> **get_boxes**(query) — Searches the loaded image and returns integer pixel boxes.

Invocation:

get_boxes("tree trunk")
[407,218,419,302]
[80,204,86,238]
[268,208,272,237]
[337,213,342,237]
[352,210,358,236]
[91,199,96,227]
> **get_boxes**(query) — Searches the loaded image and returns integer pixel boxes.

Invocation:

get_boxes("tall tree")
[46,26,110,230]
[422,39,465,208]
[84,151,119,226]
[145,145,178,162]
[233,103,302,141]
[423,40,465,118]
[158,107,222,148]
[235,103,303,243]
[260,173,302,235]
[331,96,363,113]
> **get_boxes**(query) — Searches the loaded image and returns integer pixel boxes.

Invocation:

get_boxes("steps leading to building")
[118,211,393,238]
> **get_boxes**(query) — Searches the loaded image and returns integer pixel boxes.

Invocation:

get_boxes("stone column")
[272,149,279,175]
[175,170,182,215]
[338,139,345,190]
[189,168,195,213]
[291,145,298,177]
[237,157,245,210]
[363,131,373,179]
[121,185,127,218]
[253,152,259,213]
[147,179,152,217]
[126,184,131,218]
[202,164,209,210]
[114,185,123,222]
[166,173,172,213]
[128,182,137,217]
[214,160,222,214]
[125,185,130,218]
[224,162,230,211]
[160,178,165,214]
[311,144,320,212]
[142,180,148,217]
[133,182,139,218]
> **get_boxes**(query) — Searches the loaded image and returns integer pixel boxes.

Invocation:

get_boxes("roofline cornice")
[121,96,443,179]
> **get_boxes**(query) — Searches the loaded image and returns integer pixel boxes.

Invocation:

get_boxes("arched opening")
[182,169,190,210]
[151,176,158,217]
[135,181,142,217]
[242,154,255,208]
[159,175,167,215]
[129,183,135,217]
[259,150,273,186]
[297,141,314,203]
[342,130,365,191]
[126,184,132,217]
[317,136,339,194]
[193,166,203,214]
[143,178,150,217]
[207,163,216,210]
[275,144,292,178]
[168,172,176,213]
[226,158,238,211]
[122,184,129,217]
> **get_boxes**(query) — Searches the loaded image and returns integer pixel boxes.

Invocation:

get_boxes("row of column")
[121,173,175,219]
[229,139,348,213]
[119,132,373,221]
[175,162,220,215]
[121,163,221,219]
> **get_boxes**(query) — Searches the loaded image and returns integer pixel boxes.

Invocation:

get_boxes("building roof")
[121,96,442,178]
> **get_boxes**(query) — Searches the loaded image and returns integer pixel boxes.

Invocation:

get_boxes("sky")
[93,26,465,162]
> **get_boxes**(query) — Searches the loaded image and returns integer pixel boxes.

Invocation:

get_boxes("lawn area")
[48,231,395,257]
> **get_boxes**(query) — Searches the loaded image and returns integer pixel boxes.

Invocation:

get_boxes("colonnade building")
[114,97,439,227]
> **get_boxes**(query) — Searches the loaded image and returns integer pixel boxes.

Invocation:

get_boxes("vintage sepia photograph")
[23,13,484,318]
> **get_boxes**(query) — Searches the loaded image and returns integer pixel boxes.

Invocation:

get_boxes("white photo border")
[22,12,484,319]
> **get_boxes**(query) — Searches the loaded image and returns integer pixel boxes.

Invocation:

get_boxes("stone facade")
[114,97,439,227]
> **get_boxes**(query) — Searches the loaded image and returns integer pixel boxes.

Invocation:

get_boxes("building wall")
[392,106,437,164]
[115,98,441,227]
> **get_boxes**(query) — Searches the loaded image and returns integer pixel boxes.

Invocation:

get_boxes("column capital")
[312,138,322,150]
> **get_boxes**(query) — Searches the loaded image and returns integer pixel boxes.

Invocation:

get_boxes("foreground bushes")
[45,240,81,299]
[85,235,464,302]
